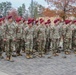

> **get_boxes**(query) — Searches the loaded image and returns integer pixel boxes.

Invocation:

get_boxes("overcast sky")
[0,0,48,9]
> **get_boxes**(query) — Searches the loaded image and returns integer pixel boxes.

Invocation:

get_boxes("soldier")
[52,19,61,56]
[33,20,39,52]
[24,19,34,59]
[45,20,51,54]
[15,17,23,56]
[0,18,5,59]
[1,17,6,52]
[36,19,46,57]
[62,21,67,52]
[20,19,27,53]
[58,20,64,52]
[23,19,28,29]
[63,20,72,54]
[49,20,54,53]
[4,16,16,61]
[72,20,76,54]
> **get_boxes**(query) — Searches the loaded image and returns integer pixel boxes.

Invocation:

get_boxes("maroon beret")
[16,17,22,22]
[54,20,58,23]
[7,16,12,19]
[35,20,38,24]
[45,22,48,25]
[27,20,32,24]
[47,19,51,24]
[23,19,26,23]
[72,20,76,24]
[65,20,72,24]
[40,19,44,24]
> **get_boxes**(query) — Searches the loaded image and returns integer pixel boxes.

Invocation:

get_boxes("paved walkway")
[0,71,8,75]
[0,52,76,75]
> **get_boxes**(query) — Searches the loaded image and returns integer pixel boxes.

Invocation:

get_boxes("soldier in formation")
[24,18,34,59]
[72,20,76,54]
[4,16,16,61]
[0,16,76,61]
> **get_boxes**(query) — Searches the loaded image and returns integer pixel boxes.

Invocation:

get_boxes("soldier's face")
[19,21,22,24]
[1,21,3,24]
[46,24,49,27]
[29,23,32,27]
[36,22,38,25]
[8,18,13,22]
[24,22,26,24]
[21,20,23,24]
[57,21,60,24]
[42,22,44,25]
[26,21,28,24]
[69,22,72,25]
[49,23,51,26]
[55,22,59,25]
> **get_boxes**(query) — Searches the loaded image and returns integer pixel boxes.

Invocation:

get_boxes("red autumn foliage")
[45,0,76,20]
[8,9,18,20]
[42,8,57,17]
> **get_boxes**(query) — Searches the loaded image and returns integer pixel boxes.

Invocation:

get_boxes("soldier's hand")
[37,39,39,42]
[13,38,16,42]
[3,38,7,42]
[24,40,26,42]
[24,28,26,31]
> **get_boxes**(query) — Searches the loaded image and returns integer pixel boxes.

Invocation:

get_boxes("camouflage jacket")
[5,22,16,39]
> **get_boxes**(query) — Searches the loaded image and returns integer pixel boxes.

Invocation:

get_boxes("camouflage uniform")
[45,25,50,54]
[63,23,72,54]
[33,24,39,51]
[2,22,6,52]
[24,25,34,58]
[36,24,46,56]
[52,24,61,54]
[58,22,64,51]
[5,21,16,60]
[20,23,28,53]
[49,25,54,51]
[72,23,76,53]
[0,23,5,58]
[16,23,23,56]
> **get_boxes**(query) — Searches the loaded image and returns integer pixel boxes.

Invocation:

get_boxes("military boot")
[26,53,30,59]
[38,52,44,58]
[22,50,25,53]
[74,48,76,54]
[0,53,4,59]
[65,50,71,55]
[74,51,76,54]
[53,51,59,56]
[9,56,14,62]
[16,53,22,56]
[6,56,10,61]
[29,50,34,59]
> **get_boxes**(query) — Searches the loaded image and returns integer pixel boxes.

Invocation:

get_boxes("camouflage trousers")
[25,38,33,54]
[45,38,50,53]
[37,39,46,54]
[21,39,25,52]
[52,38,60,53]
[0,38,3,57]
[33,38,37,51]
[63,37,72,52]
[16,39,22,54]
[5,39,15,57]
[72,30,76,51]
[72,39,76,51]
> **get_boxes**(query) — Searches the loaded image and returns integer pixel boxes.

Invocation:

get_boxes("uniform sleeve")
[59,25,63,37]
